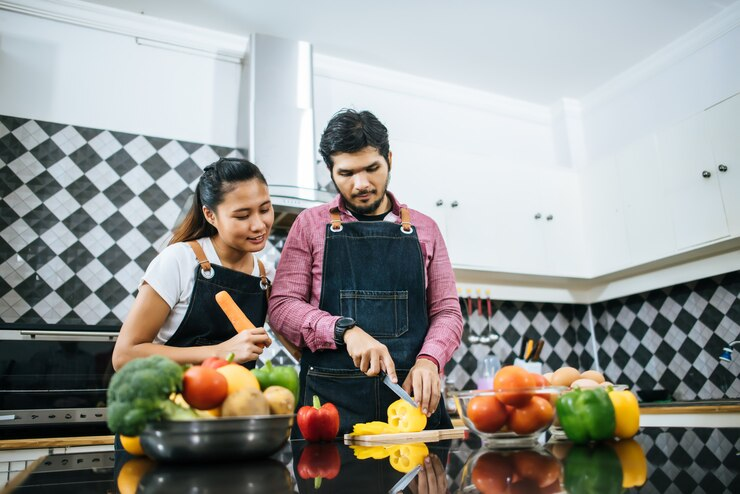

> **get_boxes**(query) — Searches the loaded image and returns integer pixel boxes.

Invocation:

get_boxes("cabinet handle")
[718,164,728,172]
[450,200,459,208]
[546,214,553,221]
[702,170,711,178]
[435,199,444,206]
[534,213,542,220]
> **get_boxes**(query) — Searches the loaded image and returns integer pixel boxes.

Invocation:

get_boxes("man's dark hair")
[318,109,390,170]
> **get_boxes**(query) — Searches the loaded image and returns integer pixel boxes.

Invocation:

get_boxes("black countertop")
[4,427,738,493]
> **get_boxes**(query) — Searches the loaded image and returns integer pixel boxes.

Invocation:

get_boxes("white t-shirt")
[141,237,275,344]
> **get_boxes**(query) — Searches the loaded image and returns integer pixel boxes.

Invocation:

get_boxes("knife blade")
[381,372,417,407]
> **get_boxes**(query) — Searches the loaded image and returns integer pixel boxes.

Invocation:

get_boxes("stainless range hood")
[237,33,334,232]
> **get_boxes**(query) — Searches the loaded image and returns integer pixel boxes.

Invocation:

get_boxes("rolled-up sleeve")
[418,220,463,368]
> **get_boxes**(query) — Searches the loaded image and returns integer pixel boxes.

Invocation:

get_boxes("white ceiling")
[83,0,738,106]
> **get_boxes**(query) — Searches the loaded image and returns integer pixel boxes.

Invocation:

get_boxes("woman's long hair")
[169,158,267,245]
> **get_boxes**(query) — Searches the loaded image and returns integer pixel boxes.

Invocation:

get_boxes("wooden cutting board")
[344,427,468,445]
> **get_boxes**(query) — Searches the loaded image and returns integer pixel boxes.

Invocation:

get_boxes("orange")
[120,435,144,456]
[216,364,260,394]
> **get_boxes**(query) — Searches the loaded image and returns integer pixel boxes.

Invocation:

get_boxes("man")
[269,109,462,436]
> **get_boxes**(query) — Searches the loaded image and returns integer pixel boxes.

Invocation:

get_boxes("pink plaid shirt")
[268,191,463,369]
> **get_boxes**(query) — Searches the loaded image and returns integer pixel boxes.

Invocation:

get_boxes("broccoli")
[107,355,198,436]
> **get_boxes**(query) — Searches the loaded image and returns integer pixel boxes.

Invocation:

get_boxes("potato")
[221,387,270,417]
[551,367,581,387]
[263,385,296,415]
[580,370,605,384]
[570,378,600,389]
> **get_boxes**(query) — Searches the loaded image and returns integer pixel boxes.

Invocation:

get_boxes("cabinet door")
[656,112,729,249]
[582,156,630,275]
[537,168,586,277]
[703,93,740,236]
[616,134,675,264]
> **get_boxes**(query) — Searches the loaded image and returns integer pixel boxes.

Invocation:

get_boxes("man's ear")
[387,151,393,171]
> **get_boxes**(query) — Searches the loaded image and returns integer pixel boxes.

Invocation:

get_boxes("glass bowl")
[458,446,562,493]
[139,414,294,462]
[451,386,566,448]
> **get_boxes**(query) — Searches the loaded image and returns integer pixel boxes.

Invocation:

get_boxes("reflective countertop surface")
[3,426,738,493]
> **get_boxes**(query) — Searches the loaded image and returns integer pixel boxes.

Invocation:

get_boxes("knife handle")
[532,340,544,362]
[523,339,535,361]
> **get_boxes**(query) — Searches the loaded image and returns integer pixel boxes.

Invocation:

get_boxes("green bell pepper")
[253,360,299,401]
[556,387,615,444]
[564,444,623,494]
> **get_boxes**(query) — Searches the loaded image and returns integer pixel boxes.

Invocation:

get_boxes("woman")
[112,157,275,370]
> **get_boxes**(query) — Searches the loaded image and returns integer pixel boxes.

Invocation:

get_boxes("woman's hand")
[216,327,272,363]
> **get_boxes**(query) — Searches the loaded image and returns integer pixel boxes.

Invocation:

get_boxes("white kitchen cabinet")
[582,156,631,275]
[655,100,736,250]
[615,134,676,264]
[703,93,740,236]
[391,137,584,276]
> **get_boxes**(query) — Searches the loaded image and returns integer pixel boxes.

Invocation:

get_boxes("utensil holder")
[513,358,542,374]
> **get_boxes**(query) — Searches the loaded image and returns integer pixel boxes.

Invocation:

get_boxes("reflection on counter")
[3,427,738,493]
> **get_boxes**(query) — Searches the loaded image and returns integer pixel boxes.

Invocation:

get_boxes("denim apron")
[295,207,452,438]
[164,240,270,370]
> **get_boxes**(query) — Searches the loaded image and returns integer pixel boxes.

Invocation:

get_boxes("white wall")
[582,25,740,162]
[0,9,242,146]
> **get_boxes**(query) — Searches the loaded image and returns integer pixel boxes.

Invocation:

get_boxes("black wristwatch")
[333,317,356,346]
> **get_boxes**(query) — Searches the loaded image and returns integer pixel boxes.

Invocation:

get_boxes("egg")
[580,370,605,384]
[570,378,600,389]
[543,372,554,384]
[551,367,581,387]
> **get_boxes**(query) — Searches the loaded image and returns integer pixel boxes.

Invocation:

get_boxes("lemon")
[120,435,145,456]
[117,457,154,494]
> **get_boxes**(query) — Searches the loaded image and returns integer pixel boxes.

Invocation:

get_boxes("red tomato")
[493,366,535,407]
[508,478,540,494]
[471,452,514,494]
[467,395,508,433]
[182,366,228,410]
[507,396,554,435]
[512,450,561,488]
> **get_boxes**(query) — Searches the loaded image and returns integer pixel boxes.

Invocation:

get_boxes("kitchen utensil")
[523,339,535,361]
[481,293,499,343]
[531,340,544,362]
[381,372,416,407]
[139,414,294,462]
[344,427,467,445]
[518,338,527,360]
[466,294,480,344]
[389,465,422,494]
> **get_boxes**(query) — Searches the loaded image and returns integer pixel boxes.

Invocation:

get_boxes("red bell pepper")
[297,395,340,442]
[297,442,341,489]
[201,352,234,369]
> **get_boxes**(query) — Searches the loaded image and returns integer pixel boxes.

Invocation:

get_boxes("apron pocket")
[304,367,378,434]
[339,290,409,338]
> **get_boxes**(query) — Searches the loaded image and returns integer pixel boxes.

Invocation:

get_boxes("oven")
[0,324,118,439]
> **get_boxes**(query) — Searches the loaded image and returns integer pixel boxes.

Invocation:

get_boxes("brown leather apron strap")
[329,208,342,232]
[257,259,271,294]
[400,207,412,233]
[187,240,212,272]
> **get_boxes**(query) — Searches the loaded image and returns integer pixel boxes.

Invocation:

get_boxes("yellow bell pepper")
[388,443,429,473]
[350,445,393,460]
[350,421,400,436]
[610,439,647,488]
[607,389,640,439]
[387,399,427,432]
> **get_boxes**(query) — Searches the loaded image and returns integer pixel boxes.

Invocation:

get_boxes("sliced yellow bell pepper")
[350,421,400,436]
[608,389,640,439]
[350,445,392,460]
[388,443,429,473]
[387,399,427,432]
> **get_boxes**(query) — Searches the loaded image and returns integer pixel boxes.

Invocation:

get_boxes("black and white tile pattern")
[2,115,738,399]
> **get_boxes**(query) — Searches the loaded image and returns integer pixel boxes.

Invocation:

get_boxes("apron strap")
[257,259,271,293]
[187,240,213,274]
[329,206,414,233]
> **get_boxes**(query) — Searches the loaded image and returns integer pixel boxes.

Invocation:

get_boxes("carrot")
[215,290,255,332]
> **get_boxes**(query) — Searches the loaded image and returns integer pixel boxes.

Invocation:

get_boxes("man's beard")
[335,174,391,216]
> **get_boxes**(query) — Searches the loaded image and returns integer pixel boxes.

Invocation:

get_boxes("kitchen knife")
[388,464,422,494]
[381,372,417,407]
[523,339,535,361]
[531,340,544,362]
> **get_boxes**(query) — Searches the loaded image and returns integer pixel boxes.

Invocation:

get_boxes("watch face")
[337,317,355,328]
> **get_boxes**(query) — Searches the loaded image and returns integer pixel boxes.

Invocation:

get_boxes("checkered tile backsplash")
[1,115,738,399]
